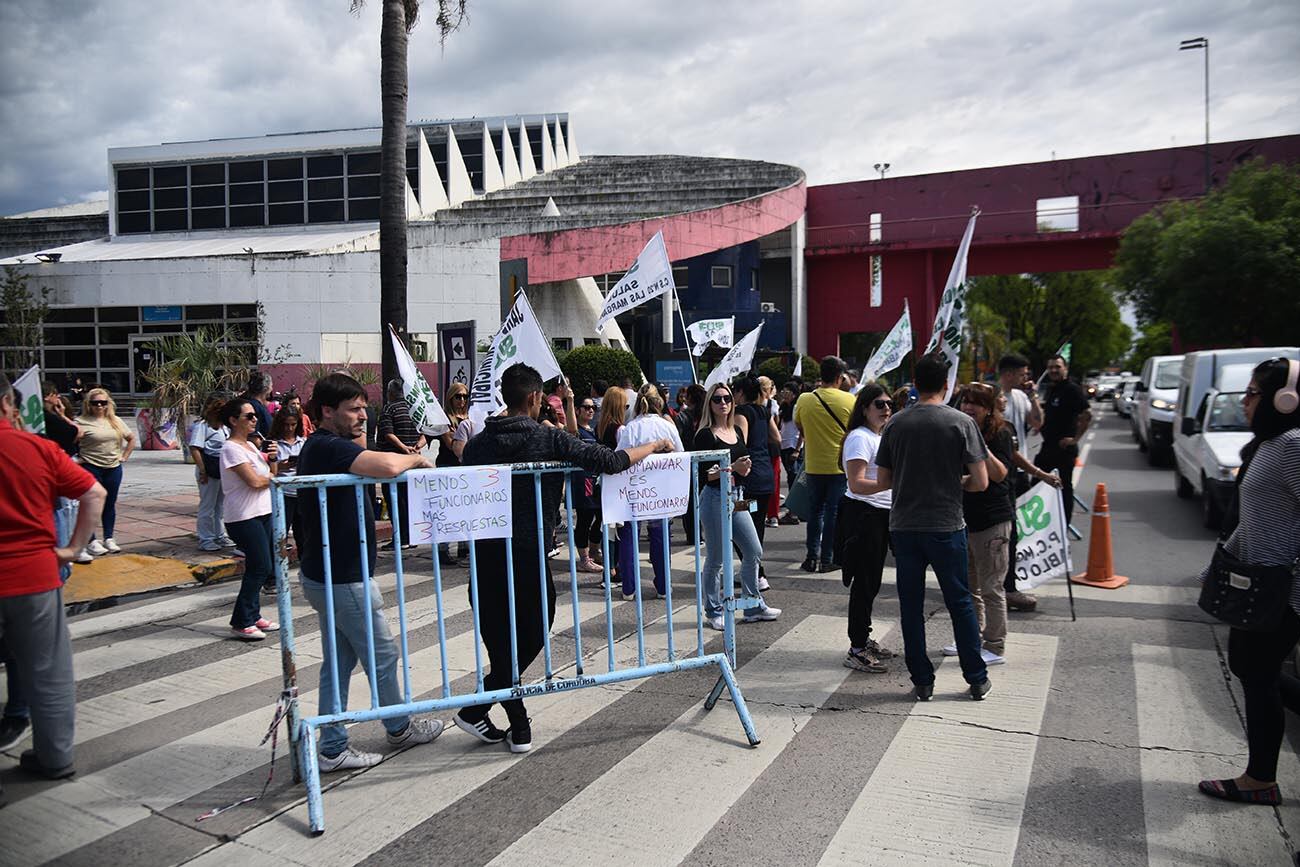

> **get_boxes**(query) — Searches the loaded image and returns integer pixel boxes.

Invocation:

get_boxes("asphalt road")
[0,407,1292,866]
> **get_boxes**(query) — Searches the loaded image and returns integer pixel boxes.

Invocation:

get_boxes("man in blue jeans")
[874,355,992,701]
[793,356,855,572]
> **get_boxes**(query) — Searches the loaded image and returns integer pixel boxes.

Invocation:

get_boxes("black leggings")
[574,505,602,550]
[1228,608,1300,782]
[835,497,890,647]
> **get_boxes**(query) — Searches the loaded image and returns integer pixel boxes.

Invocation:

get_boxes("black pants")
[781,447,800,489]
[574,504,602,550]
[835,497,891,647]
[1035,443,1078,526]
[1228,608,1300,782]
[681,484,697,544]
[459,539,557,729]
[747,491,772,578]
[225,514,273,628]
[382,482,410,541]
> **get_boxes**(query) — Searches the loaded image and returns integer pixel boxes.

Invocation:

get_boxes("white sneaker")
[942,644,959,657]
[705,615,725,631]
[758,576,770,591]
[318,745,382,773]
[103,538,121,553]
[74,549,94,564]
[386,717,444,747]
[742,604,781,622]
[217,537,238,548]
[86,539,108,556]
[981,649,1006,665]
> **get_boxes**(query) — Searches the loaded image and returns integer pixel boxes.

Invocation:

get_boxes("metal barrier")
[269,449,761,835]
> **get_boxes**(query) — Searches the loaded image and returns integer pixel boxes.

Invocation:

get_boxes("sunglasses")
[711,394,733,405]
[453,394,468,401]
[242,412,259,421]
[580,403,596,410]
[89,400,109,407]
[873,399,893,410]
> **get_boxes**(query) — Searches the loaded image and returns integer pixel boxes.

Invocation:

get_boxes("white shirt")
[1002,387,1032,453]
[842,427,892,509]
[220,440,272,522]
[617,413,684,452]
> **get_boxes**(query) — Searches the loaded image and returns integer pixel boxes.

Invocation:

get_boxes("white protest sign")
[686,317,734,356]
[601,452,692,524]
[703,322,764,391]
[406,466,512,544]
[388,325,451,436]
[862,299,912,382]
[596,231,674,332]
[923,209,978,402]
[469,291,562,429]
[1012,480,1073,590]
[12,365,45,435]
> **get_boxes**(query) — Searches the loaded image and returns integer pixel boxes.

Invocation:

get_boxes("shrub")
[757,353,818,384]
[560,345,645,398]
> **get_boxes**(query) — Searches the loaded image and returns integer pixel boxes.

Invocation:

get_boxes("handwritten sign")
[601,452,691,524]
[406,466,512,544]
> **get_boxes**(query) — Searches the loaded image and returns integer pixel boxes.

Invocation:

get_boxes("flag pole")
[672,286,699,385]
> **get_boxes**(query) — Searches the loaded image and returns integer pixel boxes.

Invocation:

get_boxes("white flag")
[923,210,979,401]
[862,300,912,382]
[1012,480,1073,590]
[469,291,563,429]
[703,323,765,392]
[13,365,45,435]
[792,355,803,379]
[388,326,451,436]
[686,317,734,356]
[596,231,675,332]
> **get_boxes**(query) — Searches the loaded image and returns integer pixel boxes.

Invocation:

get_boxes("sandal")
[1198,778,1281,805]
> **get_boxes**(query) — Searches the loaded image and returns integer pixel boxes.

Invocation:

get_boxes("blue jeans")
[891,529,988,687]
[84,463,122,539]
[224,514,272,629]
[300,577,409,756]
[805,473,847,561]
[699,485,763,618]
[618,518,669,596]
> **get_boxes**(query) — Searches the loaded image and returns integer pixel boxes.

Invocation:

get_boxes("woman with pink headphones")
[1199,357,1300,806]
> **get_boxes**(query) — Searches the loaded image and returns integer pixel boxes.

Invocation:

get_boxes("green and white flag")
[13,365,45,435]
[469,291,562,429]
[923,210,979,401]
[686,317,734,356]
[1056,340,1072,364]
[1012,480,1073,590]
[703,323,764,392]
[388,326,451,436]
[862,300,912,382]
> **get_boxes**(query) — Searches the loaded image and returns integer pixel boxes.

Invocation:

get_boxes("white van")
[1172,347,1300,522]
[1132,354,1184,463]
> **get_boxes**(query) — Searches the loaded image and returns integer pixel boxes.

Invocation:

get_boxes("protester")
[546,379,569,428]
[777,382,803,523]
[297,373,445,771]
[573,395,604,572]
[996,354,1056,611]
[758,376,783,526]
[942,383,1014,666]
[218,398,281,640]
[377,379,426,548]
[439,383,470,468]
[189,394,236,553]
[835,383,895,673]
[0,372,106,784]
[734,376,780,590]
[891,385,913,412]
[283,389,314,435]
[874,354,992,701]
[793,356,855,572]
[620,376,639,421]
[1036,354,1090,526]
[1198,358,1300,806]
[271,403,306,558]
[456,363,673,753]
[75,387,135,558]
[42,380,80,455]
[615,384,685,598]
[695,382,781,630]
[241,371,274,438]
[675,383,706,544]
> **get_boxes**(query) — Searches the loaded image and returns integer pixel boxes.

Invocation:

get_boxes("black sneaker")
[914,683,934,702]
[19,749,75,779]
[800,557,819,573]
[818,561,840,574]
[454,712,506,745]
[507,720,533,754]
[971,678,993,701]
[0,716,29,752]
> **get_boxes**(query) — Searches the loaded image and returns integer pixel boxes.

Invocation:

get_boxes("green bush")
[757,353,818,384]
[560,345,645,399]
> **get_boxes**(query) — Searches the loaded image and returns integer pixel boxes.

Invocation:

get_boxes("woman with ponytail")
[614,384,684,599]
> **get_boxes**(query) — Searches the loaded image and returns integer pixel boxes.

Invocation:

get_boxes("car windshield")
[1207,393,1249,432]
[1154,361,1181,389]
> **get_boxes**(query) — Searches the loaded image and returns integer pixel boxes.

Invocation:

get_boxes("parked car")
[1114,379,1138,418]
[1095,374,1124,401]
[1172,387,1251,529]
[1133,354,1184,464]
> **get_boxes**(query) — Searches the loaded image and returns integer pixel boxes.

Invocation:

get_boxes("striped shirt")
[377,398,420,452]
[1224,429,1300,611]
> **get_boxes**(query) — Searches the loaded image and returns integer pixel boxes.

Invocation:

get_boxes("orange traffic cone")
[1071,483,1128,589]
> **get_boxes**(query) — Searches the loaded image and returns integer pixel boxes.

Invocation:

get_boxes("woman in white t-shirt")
[614,384,684,599]
[834,383,895,673]
[219,398,281,641]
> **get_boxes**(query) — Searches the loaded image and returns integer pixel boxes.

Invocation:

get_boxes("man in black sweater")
[455,363,673,753]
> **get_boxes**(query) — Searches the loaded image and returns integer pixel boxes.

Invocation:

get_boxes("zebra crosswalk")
[0,558,1293,866]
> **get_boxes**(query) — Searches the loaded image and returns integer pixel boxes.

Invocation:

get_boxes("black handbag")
[1197,544,1297,632]
[202,451,221,479]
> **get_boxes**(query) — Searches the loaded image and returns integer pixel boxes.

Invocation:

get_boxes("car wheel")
[1175,467,1194,499]
[1201,478,1222,529]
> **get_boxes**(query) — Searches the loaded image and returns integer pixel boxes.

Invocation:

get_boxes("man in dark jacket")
[455,363,673,754]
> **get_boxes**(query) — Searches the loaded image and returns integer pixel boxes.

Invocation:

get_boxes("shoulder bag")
[784,393,848,521]
[1197,544,1297,632]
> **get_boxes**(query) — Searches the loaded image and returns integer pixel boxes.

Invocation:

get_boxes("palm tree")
[350,0,468,392]
[145,326,250,451]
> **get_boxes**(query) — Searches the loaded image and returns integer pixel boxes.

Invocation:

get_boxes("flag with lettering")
[596,231,675,332]
[686,317,734,356]
[388,325,451,436]
[469,291,562,428]
[923,210,979,401]
[703,323,765,391]
[862,300,912,382]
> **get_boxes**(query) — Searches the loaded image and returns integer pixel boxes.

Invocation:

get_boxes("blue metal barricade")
[270,450,761,836]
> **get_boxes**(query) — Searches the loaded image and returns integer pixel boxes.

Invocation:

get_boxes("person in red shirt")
[0,373,105,783]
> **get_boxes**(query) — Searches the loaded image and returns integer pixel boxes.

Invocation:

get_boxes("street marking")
[1134,642,1300,866]
[490,615,870,867]
[818,632,1058,866]
[1033,582,1195,607]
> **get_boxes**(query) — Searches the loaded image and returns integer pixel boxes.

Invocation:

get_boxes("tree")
[145,326,251,445]
[1124,320,1173,371]
[1,265,51,373]
[967,271,1131,374]
[350,1,468,394]
[1113,159,1300,347]
[559,345,644,401]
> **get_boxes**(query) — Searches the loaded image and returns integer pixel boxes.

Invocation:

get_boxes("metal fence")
[269,449,760,835]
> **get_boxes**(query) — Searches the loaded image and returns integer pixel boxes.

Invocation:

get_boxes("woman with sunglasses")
[573,397,604,572]
[271,404,307,564]
[694,383,780,630]
[945,382,1014,666]
[219,398,281,640]
[1198,357,1300,807]
[75,388,135,558]
[835,384,896,672]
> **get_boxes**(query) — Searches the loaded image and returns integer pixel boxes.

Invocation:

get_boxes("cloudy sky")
[1,0,1296,215]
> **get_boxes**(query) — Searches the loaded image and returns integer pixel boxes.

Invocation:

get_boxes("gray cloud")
[1,0,1296,215]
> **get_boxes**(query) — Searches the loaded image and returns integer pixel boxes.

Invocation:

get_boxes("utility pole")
[1179,36,1210,193]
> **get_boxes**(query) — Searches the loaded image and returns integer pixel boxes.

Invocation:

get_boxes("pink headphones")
[1275,358,1299,414]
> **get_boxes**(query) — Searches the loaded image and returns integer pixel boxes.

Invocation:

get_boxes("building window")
[711,265,733,289]
[1036,196,1079,232]
[552,337,572,352]
[584,337,602,346]
[672,266,688,288]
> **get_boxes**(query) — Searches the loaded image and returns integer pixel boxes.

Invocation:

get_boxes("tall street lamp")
[873,162,891,180]
[1179,36,1210,193]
